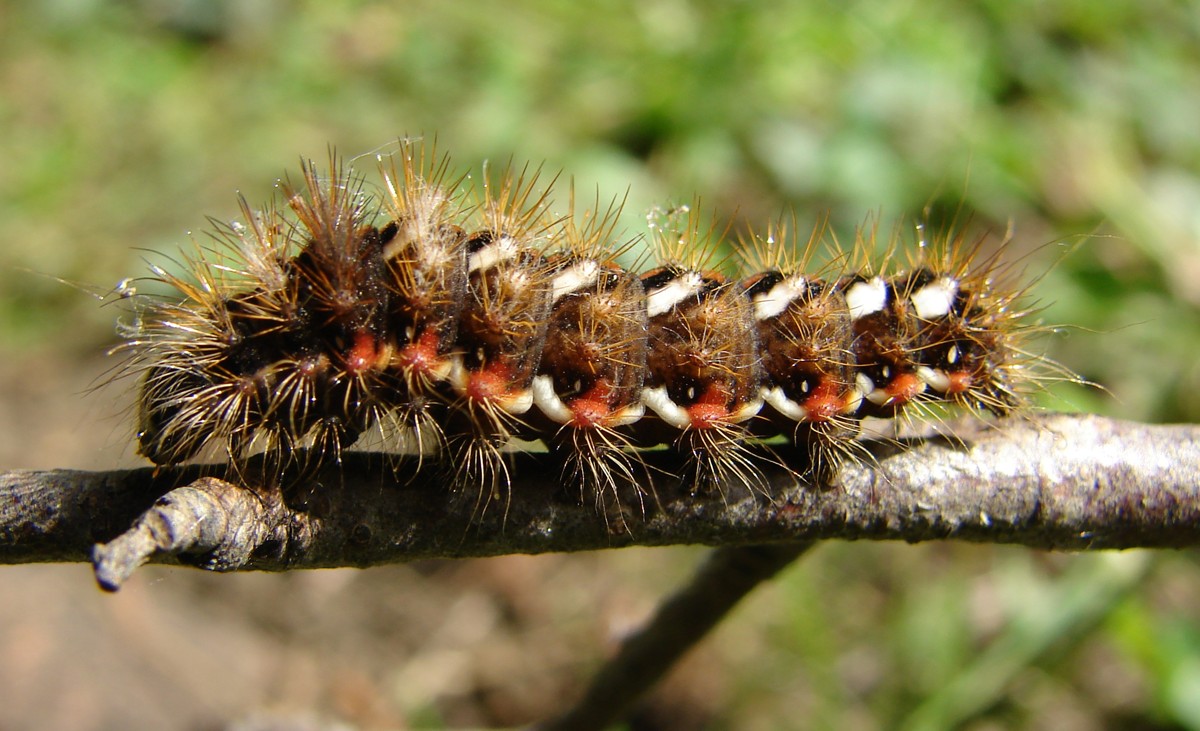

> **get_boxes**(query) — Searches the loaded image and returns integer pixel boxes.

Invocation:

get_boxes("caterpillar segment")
[443,165,561,511]
[731,220,857,479]
[743,269,866,479]
[627,204,767,493]
[635,265,767,494]
[528,199,652,516]
[896,228,1032,420]
[374,146,470,462]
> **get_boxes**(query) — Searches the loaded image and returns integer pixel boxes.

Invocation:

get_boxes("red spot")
[885,372,924,406]
[568,381,615,429]
[687,384,731,429]
[398,329,441,375]
[803,379,844,423]
[467,361,515,404]
[946,370,974,395]
[346,331,378,375]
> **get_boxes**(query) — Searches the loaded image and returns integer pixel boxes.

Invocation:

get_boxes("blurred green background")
[1,1,1199,729]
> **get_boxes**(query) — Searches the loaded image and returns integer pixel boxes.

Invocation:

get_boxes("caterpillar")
[116,140,1057,518]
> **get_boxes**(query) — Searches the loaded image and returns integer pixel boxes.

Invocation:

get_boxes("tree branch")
[1,413,1197,591]
[535,542,815,731]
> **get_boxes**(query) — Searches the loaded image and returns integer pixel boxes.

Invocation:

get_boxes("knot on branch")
[91,477,288,591]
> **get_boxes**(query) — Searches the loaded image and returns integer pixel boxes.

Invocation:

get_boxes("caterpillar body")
[119,141,1053,516]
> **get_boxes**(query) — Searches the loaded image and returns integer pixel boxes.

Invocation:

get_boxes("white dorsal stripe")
[845,277,888,320]
[911,277,959,319]
[752,274,808,321]
[645,271,703,318]
[468,234,520,272]
[551,259,600,301]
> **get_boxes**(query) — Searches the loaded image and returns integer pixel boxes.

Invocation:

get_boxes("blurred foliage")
[2,1,1199,729]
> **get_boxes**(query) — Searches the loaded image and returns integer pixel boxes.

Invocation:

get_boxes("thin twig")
[0,414,1197,592]
[535,543,814,731]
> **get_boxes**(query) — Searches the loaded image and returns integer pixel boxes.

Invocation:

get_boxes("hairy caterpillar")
[116,140,1060,517]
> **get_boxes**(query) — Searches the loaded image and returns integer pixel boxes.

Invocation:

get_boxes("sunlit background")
[2,1,1199,729]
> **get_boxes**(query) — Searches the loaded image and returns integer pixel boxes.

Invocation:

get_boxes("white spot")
[447,355,468,394]
[855,372,891,406]
[533,374,574,424]
[946,344,959,365]
[641,385,692,429]
[910,277,958,319]
[730,395,764,423]
[865,387,891,406]
[764,386,808,422]
[381,235,408,262]
[842,385,863,414]
[752,274,807,321]
[607,402,645,427]
[854,373,875,401]
[645,271,704,318]
[865,378,926,405]
[845,277,888,320]
[917,365,951,393]
[498,388,534,415]
[552,259,600,301]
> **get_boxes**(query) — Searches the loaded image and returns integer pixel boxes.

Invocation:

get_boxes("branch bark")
[1,413,1198,591]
